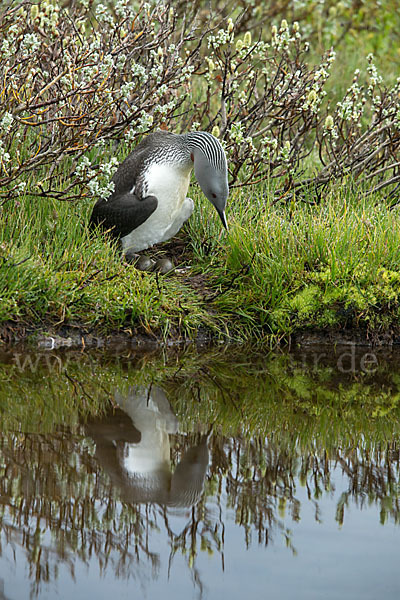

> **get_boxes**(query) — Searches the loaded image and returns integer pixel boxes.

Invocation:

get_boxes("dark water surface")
[1,343,400,599]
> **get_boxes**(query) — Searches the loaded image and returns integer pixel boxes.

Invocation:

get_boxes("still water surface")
[0,344,400,599]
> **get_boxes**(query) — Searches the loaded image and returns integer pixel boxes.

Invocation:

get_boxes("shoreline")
[2,320,400,351]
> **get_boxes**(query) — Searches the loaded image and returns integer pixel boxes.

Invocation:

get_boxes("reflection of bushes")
[1,425,399,593]
[1,347,400,590]
[0,429,224,595]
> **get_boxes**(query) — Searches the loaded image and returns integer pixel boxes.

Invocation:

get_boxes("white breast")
[121,162,193,253]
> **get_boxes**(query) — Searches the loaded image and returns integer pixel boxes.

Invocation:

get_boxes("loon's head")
[187,132,229,229]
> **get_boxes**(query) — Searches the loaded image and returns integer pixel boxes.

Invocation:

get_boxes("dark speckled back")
[110,131,188,199]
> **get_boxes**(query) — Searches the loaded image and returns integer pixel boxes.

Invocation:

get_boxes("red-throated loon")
[89,131,229,264]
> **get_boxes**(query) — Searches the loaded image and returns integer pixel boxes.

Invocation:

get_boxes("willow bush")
[0,0,400,204]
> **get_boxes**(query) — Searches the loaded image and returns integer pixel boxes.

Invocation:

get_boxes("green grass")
[0,193,224,339]
[187,184,400,340]
[1,181,400,343]
[1,1,400,344]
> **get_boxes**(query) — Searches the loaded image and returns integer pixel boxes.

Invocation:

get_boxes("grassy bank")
[189,185,400,340]
[1,184,400,344]
[1,2,400,345]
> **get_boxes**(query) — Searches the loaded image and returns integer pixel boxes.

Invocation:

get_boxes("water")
[0,344,400,599]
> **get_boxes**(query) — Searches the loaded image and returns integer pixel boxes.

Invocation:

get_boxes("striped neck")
[183,131,227,172]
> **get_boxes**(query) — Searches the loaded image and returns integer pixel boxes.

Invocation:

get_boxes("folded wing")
[89,193,158,239]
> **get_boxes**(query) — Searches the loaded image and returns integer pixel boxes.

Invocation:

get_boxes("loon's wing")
[89,193,158,239]
[89,132,177,238]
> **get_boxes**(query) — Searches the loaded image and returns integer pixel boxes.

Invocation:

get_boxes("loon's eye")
[212,193,217,199]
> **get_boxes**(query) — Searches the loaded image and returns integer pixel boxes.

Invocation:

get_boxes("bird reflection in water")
[0,578,13,600]
[85,385,209,508]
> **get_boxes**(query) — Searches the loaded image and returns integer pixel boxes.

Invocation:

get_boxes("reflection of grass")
[1,347,400,447]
